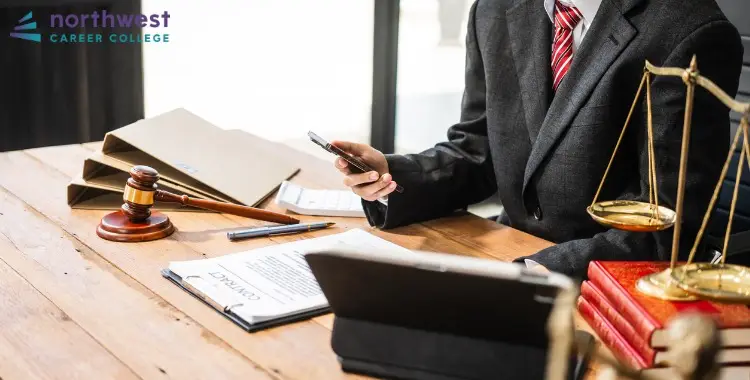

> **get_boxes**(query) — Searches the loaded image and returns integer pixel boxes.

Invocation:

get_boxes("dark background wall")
[705,0,750,241]
[715,0,749,108]
[0,0,143,152]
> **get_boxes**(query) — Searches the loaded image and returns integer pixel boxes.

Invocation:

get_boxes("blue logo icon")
[10,12,41,42]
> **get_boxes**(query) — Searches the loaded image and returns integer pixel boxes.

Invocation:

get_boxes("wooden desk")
[0,142,597,379]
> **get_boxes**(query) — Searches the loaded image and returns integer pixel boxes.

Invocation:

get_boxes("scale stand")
[589,56,750,303]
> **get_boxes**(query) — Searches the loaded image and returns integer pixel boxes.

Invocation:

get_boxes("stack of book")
[579,261,750,378]
[67,108,299,210]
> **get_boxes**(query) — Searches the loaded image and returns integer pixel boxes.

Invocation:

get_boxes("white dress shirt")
[378,0,603,271]
[544,0,602,51]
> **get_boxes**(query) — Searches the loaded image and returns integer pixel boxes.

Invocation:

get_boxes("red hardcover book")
[577,296,648,370]
[581,281,658,365]
[588,261,750,348]
[581,281,750,366]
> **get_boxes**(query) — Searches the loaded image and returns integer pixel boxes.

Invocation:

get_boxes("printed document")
[166,229,411,325]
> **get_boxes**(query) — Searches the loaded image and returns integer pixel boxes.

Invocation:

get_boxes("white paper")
[275,181,366,217]
[168,229,411,324]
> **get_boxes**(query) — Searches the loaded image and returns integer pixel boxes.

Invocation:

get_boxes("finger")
[331,140,369,156]
[343,171,380,187]
[357,173,392,198]
[364,181,397,201]
[334,157,351,174]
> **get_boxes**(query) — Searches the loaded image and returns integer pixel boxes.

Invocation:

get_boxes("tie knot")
[554,2,583,30]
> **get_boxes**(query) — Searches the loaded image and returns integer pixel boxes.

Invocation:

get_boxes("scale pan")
[587,200,675,232]
[672,263,750,304]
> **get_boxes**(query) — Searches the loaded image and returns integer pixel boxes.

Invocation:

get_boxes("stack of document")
[67,108,300,210]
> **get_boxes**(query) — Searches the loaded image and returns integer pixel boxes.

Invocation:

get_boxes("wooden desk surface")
[0,141,599,379]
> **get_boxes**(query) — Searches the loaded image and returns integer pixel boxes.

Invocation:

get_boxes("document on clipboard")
[161,229,412,331]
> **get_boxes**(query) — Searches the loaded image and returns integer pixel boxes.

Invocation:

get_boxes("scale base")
[97,210,175,242]
[636,268,697,301]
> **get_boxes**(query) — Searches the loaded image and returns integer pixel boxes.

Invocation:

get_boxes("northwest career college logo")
[10,11,41,42]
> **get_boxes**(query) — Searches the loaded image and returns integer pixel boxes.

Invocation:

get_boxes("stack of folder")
[68,108,300,211]
[578,261,750,378]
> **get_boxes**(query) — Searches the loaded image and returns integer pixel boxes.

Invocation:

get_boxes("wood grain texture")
[0,238,136,380]
[81,141,104,151]
[0,149,359,379]
[25,143,97,178]
[0,142,606,380]
[0,185,271,379]
[421,214,554,260]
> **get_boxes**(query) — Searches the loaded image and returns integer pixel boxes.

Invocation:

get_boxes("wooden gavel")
[96,165,299,242]
[122,165,299,224]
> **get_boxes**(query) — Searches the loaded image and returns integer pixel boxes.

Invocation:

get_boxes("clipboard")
[161,269,330,332]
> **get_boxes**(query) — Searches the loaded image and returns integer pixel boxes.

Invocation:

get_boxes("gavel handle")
[154,190,300,225]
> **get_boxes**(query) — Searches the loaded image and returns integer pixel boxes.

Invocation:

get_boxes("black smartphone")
[308,131,404,193]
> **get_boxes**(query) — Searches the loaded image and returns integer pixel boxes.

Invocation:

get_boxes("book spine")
[577,296,648,370]
[588,261,659,346]
[581,282,657,366]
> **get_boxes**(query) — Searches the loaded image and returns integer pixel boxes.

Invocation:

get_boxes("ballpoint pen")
[227,222,336,241]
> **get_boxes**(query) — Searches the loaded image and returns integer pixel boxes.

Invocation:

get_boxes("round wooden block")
[97,210,175,242]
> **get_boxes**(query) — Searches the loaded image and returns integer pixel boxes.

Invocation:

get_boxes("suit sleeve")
[363,1,497,229]
[520,20,744,278]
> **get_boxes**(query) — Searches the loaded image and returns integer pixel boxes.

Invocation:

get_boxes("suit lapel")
[506,0,553,144]
[522,0,638,194]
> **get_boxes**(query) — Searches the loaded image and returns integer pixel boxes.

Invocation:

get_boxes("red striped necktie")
[551,1,583,91]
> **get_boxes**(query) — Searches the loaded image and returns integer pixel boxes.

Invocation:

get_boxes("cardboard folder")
[97,108,299,207]
[66,151,206,211]
[67,176,199,211]
[81,151,225,203]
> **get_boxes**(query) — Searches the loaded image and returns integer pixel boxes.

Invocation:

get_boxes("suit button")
[533,206,543,221]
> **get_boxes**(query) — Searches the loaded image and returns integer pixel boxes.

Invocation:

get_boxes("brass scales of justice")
[587,56,750,303]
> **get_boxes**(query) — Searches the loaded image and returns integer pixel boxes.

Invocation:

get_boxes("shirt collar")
[544,0,602,28]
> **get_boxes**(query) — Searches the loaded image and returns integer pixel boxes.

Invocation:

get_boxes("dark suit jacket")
[363,0,744,277]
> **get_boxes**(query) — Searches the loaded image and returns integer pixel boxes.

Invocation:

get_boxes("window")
[395,0,471,153]
[142,0,374,152]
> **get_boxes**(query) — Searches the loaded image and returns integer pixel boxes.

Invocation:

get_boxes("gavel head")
[121,165,160,223]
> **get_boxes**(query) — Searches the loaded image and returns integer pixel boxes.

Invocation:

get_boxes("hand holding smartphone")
[308,131,404,193]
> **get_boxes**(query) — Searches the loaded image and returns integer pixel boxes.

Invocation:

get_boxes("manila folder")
[101,108,299,206]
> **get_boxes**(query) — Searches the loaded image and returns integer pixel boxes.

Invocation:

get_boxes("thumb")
[331,140,370,156]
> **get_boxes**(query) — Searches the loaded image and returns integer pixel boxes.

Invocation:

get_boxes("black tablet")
[306,248,589,380]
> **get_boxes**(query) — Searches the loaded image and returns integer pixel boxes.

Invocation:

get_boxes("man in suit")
[334,0,744,277]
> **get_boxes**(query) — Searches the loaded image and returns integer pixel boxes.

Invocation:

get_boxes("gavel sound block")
[96,166,300,242]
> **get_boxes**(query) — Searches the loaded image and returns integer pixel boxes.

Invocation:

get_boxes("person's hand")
[331,141,398,201]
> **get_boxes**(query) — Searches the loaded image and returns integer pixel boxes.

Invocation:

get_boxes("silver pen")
[227,222,336,241]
